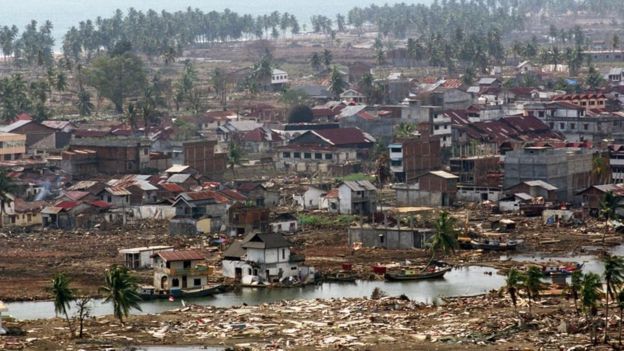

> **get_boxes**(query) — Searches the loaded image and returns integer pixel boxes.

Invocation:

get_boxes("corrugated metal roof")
[429,170,459,179]
[165,165,190,173]
[157,249,205,262]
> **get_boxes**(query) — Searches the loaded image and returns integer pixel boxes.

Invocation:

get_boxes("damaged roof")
[157,249,206,262]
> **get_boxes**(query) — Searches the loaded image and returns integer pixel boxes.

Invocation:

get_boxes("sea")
[0,0,431,48]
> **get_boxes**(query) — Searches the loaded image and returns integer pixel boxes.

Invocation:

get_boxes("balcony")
[157,267,211,277]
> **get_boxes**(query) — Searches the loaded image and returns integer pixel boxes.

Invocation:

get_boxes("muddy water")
[6,265,502,320]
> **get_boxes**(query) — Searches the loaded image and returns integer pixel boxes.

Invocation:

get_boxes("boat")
[137,284,225,300]
[324,271,357,282]
[470,238,519,251]
[384,266,452,281]
[542,262,583,277]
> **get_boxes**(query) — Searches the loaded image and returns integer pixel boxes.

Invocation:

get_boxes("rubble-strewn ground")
[2,292,619,350]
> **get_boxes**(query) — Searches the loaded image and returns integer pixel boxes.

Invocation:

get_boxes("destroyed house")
[222,232,308,283]
[153,250,209,291]
[169,191,229,234]
[67,138,151,175]
[227,202,270,236]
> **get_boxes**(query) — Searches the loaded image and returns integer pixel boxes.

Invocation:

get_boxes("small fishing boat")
[137,284,225,300]
[470,238,519,251]
[384,266,452,281]
[542,262,583,277]
[324,271,357,282]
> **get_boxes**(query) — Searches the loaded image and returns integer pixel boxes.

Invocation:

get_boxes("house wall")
[348,227,433,249]
[338,185,353,214]
[246,247,290,264]
[271,220,298,233]
[183,140,227,181]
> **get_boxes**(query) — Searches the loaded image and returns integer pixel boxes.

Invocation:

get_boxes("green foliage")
[228,142,243,176]
[329,65,346,97]
[395,122,417,138]
[280,89,309,109]
[523,266,544,314]
[586,65,605,90]
[86,50,147,113]
[337,173,376,182]
[48,273,75,336]
[506,267,522,310]
[600,191,621,221]
[299,214,355,228]
[100,265,142,324]
[427,211,458,263]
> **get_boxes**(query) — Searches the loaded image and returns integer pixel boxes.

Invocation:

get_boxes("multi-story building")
[67,137,151,175]
[153,250,209,292]
[503,146,593,202]
[0,132,26,161]
[388,134,441,183]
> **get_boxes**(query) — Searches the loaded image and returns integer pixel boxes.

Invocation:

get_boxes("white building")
[222,233,313,283]
[338,180,378,215]
[270,213,298,234]
[271,69,289,86]
[293,186,326,210]
[119,246,174,270]
[153,250,210,292]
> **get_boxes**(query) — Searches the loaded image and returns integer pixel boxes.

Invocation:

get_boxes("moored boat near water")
[384,266,452,281]
[137,284,225,300]
[324,271,357,282]
[470,239,519,251]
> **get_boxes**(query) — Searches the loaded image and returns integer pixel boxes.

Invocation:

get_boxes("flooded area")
[6,265,502,320]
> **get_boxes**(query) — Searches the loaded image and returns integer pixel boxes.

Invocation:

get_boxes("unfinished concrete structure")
[503,146,593,202]
[348,226,434,249]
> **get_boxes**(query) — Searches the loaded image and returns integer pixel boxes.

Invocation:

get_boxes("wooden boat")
[324,271,357,282]
[470,239,519,251]
[384,267,452,281]
[542,262,583,277]
[138,284,225,300]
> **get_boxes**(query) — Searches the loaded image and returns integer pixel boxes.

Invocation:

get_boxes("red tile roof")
[90,200,112,209]
[220,189,248,201]
[184,190,230,204]
[313,128,374,146]
[55,201,80,210]
[324,188,339,199]
[442,79,463,89]
[157,249,205,262]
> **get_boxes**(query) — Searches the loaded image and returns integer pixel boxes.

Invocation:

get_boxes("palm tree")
[395,122,417,138]
[228,142,242,177]
[592,153,611,185]
[580,272,603,345]
[48,273,75,336]
[0,169,16,227]
[328,65,346,98]
[603,254,624,343]
[617,289,624,345]
[76,89,94,116]
[100,265,142,325]
[426,211,458,266]
[506,267,523,312]
[310,52,322,72]
[523,266,544,315]
[570,270,583,314]
[600,191,620,221]
[322,49,332,69]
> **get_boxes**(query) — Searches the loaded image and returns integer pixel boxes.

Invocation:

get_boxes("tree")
[279,89,309,109]
[329,65,346,97]
[86,49,147,113]
[617,289,624,345]
[600,191,621,221]
[310,52,322,72]
[506,267,523,311]
[48,273,75,337]
[227,142,243,177]
[462,66,476,85]
[593,153,611,185]
[74,296,91,338]
[613,34,620,52]
[359,72,376,103]
[322,49,332,69]
[0,169,16,227]
[287,105,313,123]
[426,211,458,266]
[603,254,624,343]
[570,270,583,315]
[211,68,227,110]
[100,265,142,325]
[161,45,177,65]
[76,89,94,116]
[395,122,417,138]
[523,266,543,315]
[586,65,605,90]
[580,272,603,345]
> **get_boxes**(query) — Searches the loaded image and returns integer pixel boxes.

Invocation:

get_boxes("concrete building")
[449,156,500,187]
[394,170,459,207]
[119,246,174,270]
[348,226,433,249]
[503,146,593,202]
[0,132,26,161]
[180,140,227,181]
[222,232,313,283]
[388,135,442,183]
[67,137,151,176]
[337,180,378,215]
[152,250,209,292]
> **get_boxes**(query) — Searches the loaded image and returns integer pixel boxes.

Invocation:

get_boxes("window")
[559,123,565,130]
[193,278,201,286]
[282,152,290,158]
[570,123,575,130]
[293,152,301,158]
[434,125,439,130]
[172,278,179,287]
[589,101,596,105]
[315,153,322,159]
[391,160,402,167]
[143,147,149,155]
[291,266,298,270]
[538,111,545,118]
[304,152,311,159]
[549,122,554,129]
[325,153,333,160]
[282,249,286,260]
[183,261,191,269]
[390,148,401,153]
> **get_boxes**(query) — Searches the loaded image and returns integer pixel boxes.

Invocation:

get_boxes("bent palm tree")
[100,265,142,324]
[427,211,458,266]
[48,273,75,336]
[603,254,624,343]
[570,270,583,315]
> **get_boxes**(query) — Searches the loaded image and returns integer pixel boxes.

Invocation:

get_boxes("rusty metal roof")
[157,249,205,262]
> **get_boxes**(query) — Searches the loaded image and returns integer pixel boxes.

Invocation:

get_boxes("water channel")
[6,265,502,320]
[7,245,624,321]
